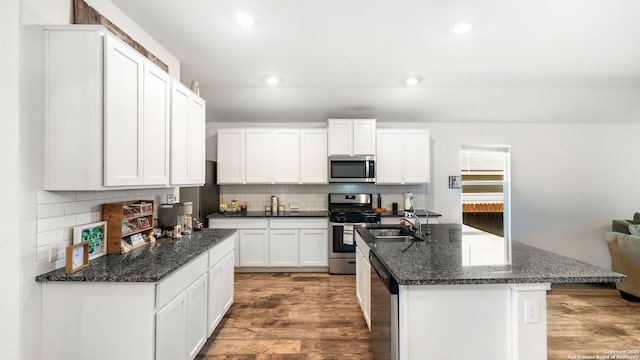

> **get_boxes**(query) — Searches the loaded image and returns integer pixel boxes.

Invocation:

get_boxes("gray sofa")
[612,212,640,234]
[608,212,640,301]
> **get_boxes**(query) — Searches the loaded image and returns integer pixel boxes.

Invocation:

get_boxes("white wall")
[428,122,640,269]
[1,0,21,359]
[16,1,182,360]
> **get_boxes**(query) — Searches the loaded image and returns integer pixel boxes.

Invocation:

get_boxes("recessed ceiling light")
[451,20,473,34]
[404,77,420,86]
[265,76,280,86]
[236,13,256,28]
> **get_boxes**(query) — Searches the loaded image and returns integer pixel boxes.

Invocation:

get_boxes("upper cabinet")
[217,128,327,185]
[376,129,430,184]
[41,26,199,190]
[170,81,206,186]
[328,119,376,156]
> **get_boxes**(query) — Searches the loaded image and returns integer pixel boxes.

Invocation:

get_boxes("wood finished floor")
[196,273,640,360]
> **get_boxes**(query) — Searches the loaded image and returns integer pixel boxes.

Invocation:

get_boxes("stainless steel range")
[328,193,380,274]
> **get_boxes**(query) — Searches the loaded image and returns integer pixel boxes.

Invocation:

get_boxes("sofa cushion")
[630,224,640,236]
[634,212,640,224]
[613,219,633,234]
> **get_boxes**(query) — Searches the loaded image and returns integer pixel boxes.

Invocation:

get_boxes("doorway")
[460,145,511,239]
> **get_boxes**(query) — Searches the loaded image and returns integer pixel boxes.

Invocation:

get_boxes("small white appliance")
[404,192,414,211]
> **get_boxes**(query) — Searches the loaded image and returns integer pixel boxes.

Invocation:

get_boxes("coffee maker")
[158,202,193,234]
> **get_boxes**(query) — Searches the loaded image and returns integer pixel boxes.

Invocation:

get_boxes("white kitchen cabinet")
[207,235,235,336]
[300,229,329,266]
[142,63,171,185]
[376,128,430,184]
[239,230,270,266]
[355,233,371,330]
[41,26,171,190]
[156,291,188,360]
[217,129,246,184]
[186,274,208,360]
[270,229,299,266]
[273,129,301,183]
[245,129,273,183]
[300,129,328,183]
[171,81,206,186]
[328,119,376,156]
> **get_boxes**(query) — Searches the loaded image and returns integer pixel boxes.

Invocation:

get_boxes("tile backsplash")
[220,184,428,212]
[35,188,176,275]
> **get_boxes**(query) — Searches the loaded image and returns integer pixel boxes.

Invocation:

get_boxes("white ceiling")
[110,0,640,123]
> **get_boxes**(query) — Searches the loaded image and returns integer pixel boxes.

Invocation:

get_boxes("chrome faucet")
[400,211,422,238]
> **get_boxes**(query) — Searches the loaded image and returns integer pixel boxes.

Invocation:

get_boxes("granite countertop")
[357,223,625,286]
[379,209,442,217]
[35,229,236,283]
[207,210,328,218]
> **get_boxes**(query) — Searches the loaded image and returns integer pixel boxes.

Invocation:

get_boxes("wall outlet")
[167,194,176,204]
[49,240,62,262]
[524,300,540,324]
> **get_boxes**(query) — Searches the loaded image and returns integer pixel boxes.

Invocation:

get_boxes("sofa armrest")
[612,219,633,234]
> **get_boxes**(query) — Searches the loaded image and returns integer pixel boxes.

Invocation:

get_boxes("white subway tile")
[96,190,114,200]
[36,245,51,262]
[37,218,52,233]
[36,229,63,247]
[37,203,64,218]
[111,190,128,198]
[50,215,76,230]
[51,191,76,203]
[37,190,53,204]
[86,199,105,212]
[76,191,97,201]
[75,212,94,226]
[65,201,88,215]
[62,228,73,241]
[36,260,56,275]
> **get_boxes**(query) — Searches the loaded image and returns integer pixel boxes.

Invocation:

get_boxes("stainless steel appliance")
[328,193,380,274]
[370,251,399,360]
[329,156,376,183]
[179,160,219,227]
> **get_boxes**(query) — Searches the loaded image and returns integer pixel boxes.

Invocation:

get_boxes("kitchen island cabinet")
[356,224,624,360]
[36,229,235,360]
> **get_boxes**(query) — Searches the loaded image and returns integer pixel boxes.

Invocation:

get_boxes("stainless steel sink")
[373,235,419,242]
[369,228,410,237]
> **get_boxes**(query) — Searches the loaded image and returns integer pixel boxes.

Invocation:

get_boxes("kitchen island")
[356,224,624,360]
[36,229,236,360]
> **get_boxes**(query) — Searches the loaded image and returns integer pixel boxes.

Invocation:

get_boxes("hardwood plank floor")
[197,273,640,360]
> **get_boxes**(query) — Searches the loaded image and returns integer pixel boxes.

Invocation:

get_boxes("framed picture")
[73,221,107,260]
[65,242,89,274]
[448,176,462,189]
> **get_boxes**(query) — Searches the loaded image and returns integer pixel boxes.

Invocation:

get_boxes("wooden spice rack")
[103,200,155,254]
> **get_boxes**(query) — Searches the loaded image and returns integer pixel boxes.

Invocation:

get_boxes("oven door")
[329,222,364,258]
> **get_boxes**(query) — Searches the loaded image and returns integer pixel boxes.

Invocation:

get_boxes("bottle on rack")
[377,193,382,208]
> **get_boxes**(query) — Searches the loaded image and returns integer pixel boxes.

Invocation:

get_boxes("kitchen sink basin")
[369,228,410,237]
[374,235,420,242]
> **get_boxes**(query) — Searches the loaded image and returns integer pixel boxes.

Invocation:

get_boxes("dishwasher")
[370,252,399,360]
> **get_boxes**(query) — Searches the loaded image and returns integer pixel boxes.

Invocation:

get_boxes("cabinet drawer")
[269,219,328,229]
[209,219,269,229]
[156,254,208,309]
[209,235,234,267]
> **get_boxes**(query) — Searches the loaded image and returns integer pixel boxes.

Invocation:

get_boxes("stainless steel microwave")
[329,156,375,183]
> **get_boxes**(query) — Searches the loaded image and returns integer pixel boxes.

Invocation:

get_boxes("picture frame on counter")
[73,221,107,260]
[65,242,89,274]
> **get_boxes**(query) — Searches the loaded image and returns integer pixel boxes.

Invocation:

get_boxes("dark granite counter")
[357,223,624,286]
[207,210,328,219]
[35,229,236,283]
[379,209,441,217]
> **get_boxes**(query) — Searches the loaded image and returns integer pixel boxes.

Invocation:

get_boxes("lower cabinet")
[41,233,235,360]
[209,218,328,270]
[355,233,371,330]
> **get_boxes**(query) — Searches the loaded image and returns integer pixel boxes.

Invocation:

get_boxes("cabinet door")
[239,230,269,266]
[245,129,273,183]
[328,119,353,155]
[376,129,404,184]
[217,129,245,184]
[220,251,235,312]
[403,129,430,183]
[363,255,371,330]
[171,84,191,184]
[188,97,206,184]
[353,119,376,155]
[104,36,144,186]
[156,292,187,360]
[355,246,364,310]
[273,129,300,183]
[299,229,328,266]
[270,229,299,266]
[142,63,170,185]
[186,274,208,360]
[207,262,223,336]
[300,129,328,183]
